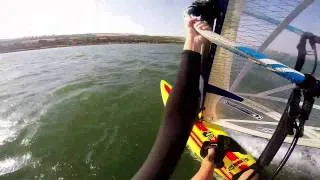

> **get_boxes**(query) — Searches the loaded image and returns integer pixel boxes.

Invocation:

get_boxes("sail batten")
[230,0,314,91]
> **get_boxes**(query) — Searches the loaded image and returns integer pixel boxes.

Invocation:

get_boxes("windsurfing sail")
[200,0,320,178]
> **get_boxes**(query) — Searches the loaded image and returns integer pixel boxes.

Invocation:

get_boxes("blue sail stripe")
[235,46,305,84]
[270,64,288,69]
[236,46,268,59]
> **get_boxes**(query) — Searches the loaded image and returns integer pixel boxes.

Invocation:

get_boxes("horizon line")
[0,32,184,41]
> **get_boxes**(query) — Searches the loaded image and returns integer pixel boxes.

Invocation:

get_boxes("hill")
[0,33,184,53]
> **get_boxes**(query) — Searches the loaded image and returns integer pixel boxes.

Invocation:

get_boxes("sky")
[0,0,192,39]
[268,0,320,54]
[0,0,319,54]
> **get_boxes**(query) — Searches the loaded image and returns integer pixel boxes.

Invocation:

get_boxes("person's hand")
[184,15,211,53]
[202,148,215,167]
[185,16,211,45]
[191,148,216,180]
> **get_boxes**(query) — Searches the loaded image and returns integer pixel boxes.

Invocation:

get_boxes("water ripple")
[0,153,31,176]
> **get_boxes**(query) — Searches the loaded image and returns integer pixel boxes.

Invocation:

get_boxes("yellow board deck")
[160,80,256,179]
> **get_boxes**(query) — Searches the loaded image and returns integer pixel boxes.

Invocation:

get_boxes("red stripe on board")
[195,121,208,131]
[165,84,171,94]
[229,170,234,176]
[189,133,202,148]
[190,131,203,145]
[224,166,234,176]
[239,164,249,171]
[221,167,232,180]
[233,160,243,167]
[226,152,238,161]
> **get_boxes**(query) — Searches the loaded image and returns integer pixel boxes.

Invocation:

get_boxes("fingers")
[194,21,211,31]
[184,15,198,27]
[208,148,215,156]
[200,147,216,169]
[207,148,216,162]
[201,23,211,31]
[203,147,216,163]
[185,16,211,32]
[238,169,259,180]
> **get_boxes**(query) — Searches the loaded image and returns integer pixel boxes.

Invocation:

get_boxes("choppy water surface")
[0,44,319,179]
[0,44,200,179]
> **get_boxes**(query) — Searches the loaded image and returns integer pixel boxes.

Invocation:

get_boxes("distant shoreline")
[0,33,184,54]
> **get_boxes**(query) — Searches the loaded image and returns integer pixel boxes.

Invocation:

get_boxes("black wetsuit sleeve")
[134,50,201,180]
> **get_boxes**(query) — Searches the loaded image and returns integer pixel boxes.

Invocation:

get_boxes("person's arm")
[133,18,210,180]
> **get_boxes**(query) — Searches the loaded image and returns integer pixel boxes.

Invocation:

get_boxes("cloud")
[0,0,144,39]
